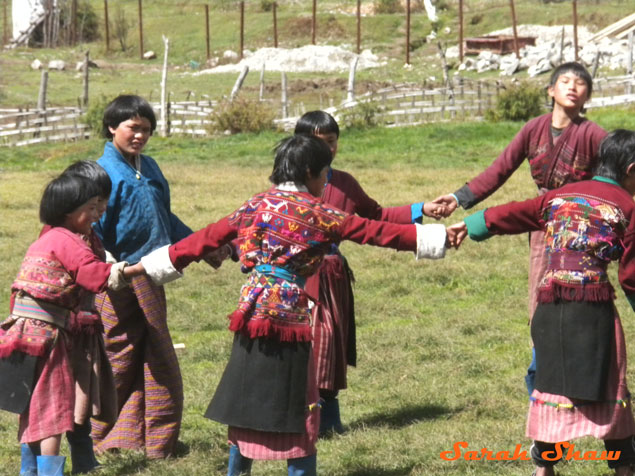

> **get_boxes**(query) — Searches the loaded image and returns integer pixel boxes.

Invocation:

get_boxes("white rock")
[143,51,156,60]
[48,60,65,71]
[223,50,239,60]
[31,59,42,70]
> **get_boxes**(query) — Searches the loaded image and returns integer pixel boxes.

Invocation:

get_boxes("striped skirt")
[526,305,635,442]
[307,254,355,392]
[91,274,183,459]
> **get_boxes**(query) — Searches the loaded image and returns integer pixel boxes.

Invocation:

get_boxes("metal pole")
[273,2,278,47]
[406,0,410,65]
[312,0,316,45]
[103,0,110,52]
[458,0,464,62]
[240,1,244,59]
[356,0,361,54]
[572,0,579,62]
[509,0,519,59]
[205,4,210,61]
[138,0,144,59]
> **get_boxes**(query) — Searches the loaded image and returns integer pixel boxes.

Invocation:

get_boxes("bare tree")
[114,5,130,51]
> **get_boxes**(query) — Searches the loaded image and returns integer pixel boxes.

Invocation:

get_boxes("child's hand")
[423,202,448,220]
[446,221,468,249]
[203,244,232,269]
[431,194,459,218]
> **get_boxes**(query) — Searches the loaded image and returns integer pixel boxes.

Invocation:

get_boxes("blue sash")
[254,264,306,288]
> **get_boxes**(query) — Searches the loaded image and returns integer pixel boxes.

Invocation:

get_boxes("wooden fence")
[1,75,635,146]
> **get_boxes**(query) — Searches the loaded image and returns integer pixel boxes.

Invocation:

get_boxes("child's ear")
[627,163,635,177]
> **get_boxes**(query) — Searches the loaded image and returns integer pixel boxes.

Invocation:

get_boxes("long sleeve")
[618,229,635,311]
[465,195,546,241]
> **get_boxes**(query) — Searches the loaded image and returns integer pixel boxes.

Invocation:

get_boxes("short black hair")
[294,110,340,138]
[549,62,593,109]
[39,174,102,227]
[269,134,333,185]
[62,160,111,198]
[594,129,635,184]
[102,94,157,139]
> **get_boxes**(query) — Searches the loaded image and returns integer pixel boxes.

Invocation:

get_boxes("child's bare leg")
[39,435,62,455]
[533,467,555,476]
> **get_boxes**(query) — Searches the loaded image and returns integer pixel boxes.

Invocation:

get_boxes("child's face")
[306,166,329,197]
[96,196,109,219]
[314,132,338,159]
[109,116,152,160]
[63,196,101,235]
[548,72,589,113]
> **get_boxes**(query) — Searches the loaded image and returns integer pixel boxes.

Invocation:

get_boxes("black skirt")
[531,300,613,401]
[205,333,310,433]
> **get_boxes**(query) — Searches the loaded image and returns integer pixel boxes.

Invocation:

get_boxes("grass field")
[2,106,635,475]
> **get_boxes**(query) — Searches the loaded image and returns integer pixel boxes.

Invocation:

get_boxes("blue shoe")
[20,444,39,476]
[36,455,66,476]
[287,454,317,476]
[319,397,345,436]
[227,444,252,476]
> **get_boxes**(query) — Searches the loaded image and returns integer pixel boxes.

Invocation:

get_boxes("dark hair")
[269,134,333,185]
[62,160,111,198]
[102,94,157,139]
[294,110,340,138]
[594,129,635,184]
[549,62,593,109]
[39,174,102,226]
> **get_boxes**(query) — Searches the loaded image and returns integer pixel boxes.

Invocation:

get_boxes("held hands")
[203,243,232,269]
[431,194,459,218]
[423,202,448,220]
[446,221,468,249]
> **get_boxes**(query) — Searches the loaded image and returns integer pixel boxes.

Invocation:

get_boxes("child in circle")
[138,134,447,476]
[433,62,607,395]
[1,173,144,476]
[295,110,446,435]
[447,130,635,476]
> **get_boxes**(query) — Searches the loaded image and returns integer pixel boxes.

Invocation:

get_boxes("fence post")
[572,0,579,62]
[346,57,358,103]
[458,0,463,62]
[138,0,144,59]
[2,0,8,46]
[104,0,110,53]
[259,62,266,101]
[82,50,89,108]
[240,1,244,59]
[205,4,210,62]
[356,0,361,54]
[70,0,77,44]
[281,72,288,119]
[273,2,278,47]
[230,66,249,102]
[509,0,519,59]
[38,70,49,110]
[161,35,169,137]
[405,0,410,65]
[312,0,316,45]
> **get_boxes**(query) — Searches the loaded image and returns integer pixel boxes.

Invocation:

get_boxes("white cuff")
[108,261,130,291]
[104,250,117,264]
[415,223,446,260]
[140,245,183,285]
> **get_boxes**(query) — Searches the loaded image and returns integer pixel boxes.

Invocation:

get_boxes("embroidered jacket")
[455,113,607,208]
[151,184,442,342]
[94,141,192,264]
[2,228,117,357]
[465,177,635,308]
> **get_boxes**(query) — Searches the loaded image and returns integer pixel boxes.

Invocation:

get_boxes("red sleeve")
[51,235,112,293]
[618,204,635,304]
[168,216,238,271]
[338,214,417,251]
[484,194,547,236]
[466,120,532,202]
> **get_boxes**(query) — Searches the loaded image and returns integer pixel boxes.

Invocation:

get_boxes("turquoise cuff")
[411,202,424,224]
[627,294,635,312]
[464,210,491,242]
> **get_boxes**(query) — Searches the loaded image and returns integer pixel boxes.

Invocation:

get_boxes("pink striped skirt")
[526,306,635,442]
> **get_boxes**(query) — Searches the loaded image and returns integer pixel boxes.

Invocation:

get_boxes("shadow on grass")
[349,403,457,430]
[342,465,416,476]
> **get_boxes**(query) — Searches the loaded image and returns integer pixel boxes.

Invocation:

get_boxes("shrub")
[83,94,112,137]
[339,100,383,130]
[260,0,274,12]
[374,0,402,14]
[485,81,545,122]
[210,98,276,135]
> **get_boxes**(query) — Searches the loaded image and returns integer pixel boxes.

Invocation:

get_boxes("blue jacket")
[94,141,192,264]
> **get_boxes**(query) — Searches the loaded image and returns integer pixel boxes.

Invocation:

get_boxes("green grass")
[0,0,630,109]
[2,108,635,475]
